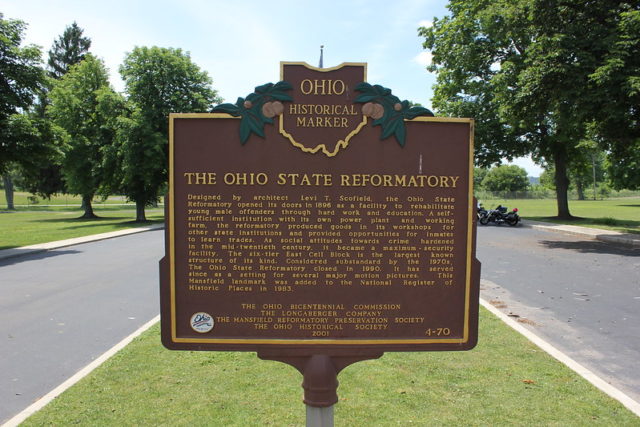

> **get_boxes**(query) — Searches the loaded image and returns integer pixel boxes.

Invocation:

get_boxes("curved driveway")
[0,230,163,424]
[477,224,640,403]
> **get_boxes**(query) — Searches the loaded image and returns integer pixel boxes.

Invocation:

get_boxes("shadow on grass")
[28,217,163,234]
[525,216,640,234]
[11,205,141,213]
[33,216,132,223]
[538,239,640,257]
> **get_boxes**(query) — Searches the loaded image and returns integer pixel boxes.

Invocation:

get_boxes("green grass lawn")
[21,308,638,426]
[0,205,164,249]
[478,197,640,234]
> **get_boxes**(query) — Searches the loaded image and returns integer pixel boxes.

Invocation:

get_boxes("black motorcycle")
[479,205,520,226]
[477,203,488,222]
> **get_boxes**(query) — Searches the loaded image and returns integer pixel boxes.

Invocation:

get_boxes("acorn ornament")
[362,102,384,120]
[272,101,284,115]
[262,102,275,118]
[261,101,284,118]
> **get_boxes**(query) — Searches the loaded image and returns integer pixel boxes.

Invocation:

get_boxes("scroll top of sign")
[212,62,434,156]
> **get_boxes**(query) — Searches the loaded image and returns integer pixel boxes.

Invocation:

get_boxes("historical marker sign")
[160,62,480,354]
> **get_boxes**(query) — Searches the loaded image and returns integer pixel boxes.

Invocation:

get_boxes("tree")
[117,46,220,221]
[48,54,121,218]
[0,14,45,208]
[47,22,91,79]
[589,6,640,190]
[2,114,65,200]
[106,108,166,221]
[606,141,640,191]
[22,22,95,199]
[539,167,556,190]
[421,1,634,219]
[481,165,529,193]
[569,140,606,200]
[473,167,489,190]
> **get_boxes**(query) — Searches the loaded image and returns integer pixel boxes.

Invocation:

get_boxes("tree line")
[474,160,614,201]
[1,16,220,221]
[4,4,638,222]
[421,0,639,218]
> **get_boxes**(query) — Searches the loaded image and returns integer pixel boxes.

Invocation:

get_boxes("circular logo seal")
[190,312,214,333]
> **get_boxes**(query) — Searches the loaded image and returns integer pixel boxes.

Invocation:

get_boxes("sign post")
[160,61,480,424]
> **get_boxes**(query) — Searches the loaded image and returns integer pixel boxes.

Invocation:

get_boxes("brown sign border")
[165,113,476,348]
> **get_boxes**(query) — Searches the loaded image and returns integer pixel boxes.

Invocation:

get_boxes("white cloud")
[413,51,433,67]
[418,19,433,28]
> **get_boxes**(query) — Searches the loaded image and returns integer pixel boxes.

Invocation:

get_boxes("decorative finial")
[319,45,324,68]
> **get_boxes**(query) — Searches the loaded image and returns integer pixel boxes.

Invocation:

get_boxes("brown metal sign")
[160,62,480,353]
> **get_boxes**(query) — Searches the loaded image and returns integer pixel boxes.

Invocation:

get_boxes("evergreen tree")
[22,22,94,199]
[47,22,91,79]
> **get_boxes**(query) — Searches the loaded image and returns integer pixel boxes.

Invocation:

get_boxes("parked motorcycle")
[477,203,488,222]
[479,205,520,226]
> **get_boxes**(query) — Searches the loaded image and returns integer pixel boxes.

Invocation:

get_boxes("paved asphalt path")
[477,223,640,404]
[0,230,164,424]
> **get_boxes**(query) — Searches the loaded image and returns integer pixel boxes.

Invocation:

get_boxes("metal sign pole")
[302,355,336,427]
[306,405,334,427]
[257,352,382,427]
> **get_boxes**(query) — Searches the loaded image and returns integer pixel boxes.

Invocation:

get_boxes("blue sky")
[4,0,543,176]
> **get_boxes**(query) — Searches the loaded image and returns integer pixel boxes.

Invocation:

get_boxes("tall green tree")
[589,6,640,190]
[421,1,635,218]
[117,46,220,221]
[48,54,121,218]
[23,22,94,199]
[107,108,166,221]
[47,22,91,80]
[0,14,45,208]
[420,1,528,168]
